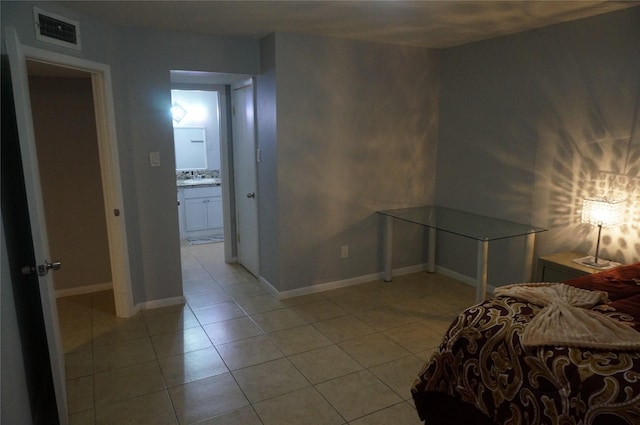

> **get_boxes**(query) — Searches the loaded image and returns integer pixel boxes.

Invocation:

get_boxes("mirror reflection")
[171,89,221,173]
[174,127,207,170]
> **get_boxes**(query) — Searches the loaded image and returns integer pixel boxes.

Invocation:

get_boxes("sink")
[177,178,221,186]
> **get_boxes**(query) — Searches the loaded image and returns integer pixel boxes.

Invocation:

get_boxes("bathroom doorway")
[172,88,225,245]
[170,70,258,275]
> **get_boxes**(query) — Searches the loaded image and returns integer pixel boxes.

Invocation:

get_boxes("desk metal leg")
[383,216,393,282]
[523,232,535,282]
[427,227,436,273]
[476,239,489,303]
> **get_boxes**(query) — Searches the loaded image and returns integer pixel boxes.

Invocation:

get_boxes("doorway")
[170,71,259,277]
[171,88,225,245]
[13,52,133,319]
[27,61,114,300]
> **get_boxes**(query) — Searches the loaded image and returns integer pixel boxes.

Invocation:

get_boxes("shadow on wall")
[541,120,639,264]
[526,21,640,265]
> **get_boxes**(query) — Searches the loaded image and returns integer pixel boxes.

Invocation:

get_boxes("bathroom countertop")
[176,178,221,187]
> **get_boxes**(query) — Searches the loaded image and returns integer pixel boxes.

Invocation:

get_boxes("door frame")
[169,72,259,273]
[5,28,134,318]
[6,26,135,421]
[169,82,235,261]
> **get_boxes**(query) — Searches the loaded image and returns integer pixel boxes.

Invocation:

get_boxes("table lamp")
[577,197,624,268]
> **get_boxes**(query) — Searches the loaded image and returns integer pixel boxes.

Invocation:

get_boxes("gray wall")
[435,7,640,285]
[2,1,260,304]
[262,33,440,292]
[256,34,280,286]
[4,1,638,299]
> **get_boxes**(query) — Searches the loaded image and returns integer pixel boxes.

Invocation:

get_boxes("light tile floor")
[60,241,477,425]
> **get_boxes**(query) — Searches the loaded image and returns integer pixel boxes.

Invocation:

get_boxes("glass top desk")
[377,206,547,302]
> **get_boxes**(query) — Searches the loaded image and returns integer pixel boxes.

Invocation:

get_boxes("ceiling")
[60,1,637,49]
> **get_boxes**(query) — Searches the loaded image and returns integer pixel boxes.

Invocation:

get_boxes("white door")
[5,29,68,424]
[232,80,259,276]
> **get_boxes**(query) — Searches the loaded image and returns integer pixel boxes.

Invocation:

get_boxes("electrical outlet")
[341,245,349,258]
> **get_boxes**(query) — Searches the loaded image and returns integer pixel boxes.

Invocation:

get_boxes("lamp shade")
[581,197,624,228]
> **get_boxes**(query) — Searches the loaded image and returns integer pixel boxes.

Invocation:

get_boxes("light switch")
[150,152,160,167]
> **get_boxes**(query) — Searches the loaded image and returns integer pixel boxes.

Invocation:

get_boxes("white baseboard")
[56,283,185,315]
[137,296,185,311]
[259,272,380,299]
[260,263,461,299]
[55,282,113,298]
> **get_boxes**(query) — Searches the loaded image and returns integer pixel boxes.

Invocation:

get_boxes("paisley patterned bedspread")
[411,262,640,425]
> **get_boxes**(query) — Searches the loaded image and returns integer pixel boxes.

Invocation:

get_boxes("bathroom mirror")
[174,127,207,170]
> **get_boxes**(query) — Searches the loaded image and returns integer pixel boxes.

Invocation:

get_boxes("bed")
[411,262,640,425]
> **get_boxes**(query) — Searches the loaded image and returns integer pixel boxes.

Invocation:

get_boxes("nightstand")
[536,251,595,282]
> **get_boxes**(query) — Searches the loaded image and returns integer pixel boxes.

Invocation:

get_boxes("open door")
[2,56,59,425]
[5,28,68,425]
[232,79,260,277]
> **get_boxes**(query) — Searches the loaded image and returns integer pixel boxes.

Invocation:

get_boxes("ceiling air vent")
[33,7,81,50]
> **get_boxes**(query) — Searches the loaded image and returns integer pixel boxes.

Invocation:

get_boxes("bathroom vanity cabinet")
[178,185,223,238]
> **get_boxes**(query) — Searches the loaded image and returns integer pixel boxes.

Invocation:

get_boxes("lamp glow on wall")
[577,197,625,268]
